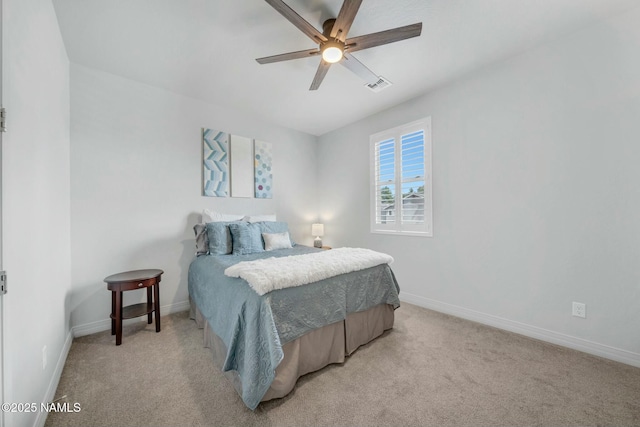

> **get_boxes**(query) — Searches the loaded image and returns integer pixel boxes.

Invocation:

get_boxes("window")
[370,117,432,236]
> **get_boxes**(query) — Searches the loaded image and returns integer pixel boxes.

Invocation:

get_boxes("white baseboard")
[400,292,640,368]
[72,300,191,338]
[34,330,74,427]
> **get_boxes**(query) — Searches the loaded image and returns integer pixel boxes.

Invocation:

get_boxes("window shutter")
[374,138,396,227]
[400,130,425,226]
[370,117,432,236]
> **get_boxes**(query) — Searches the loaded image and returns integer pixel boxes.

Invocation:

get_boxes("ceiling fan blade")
[264,0,327,44]
[340,52,379,85]
[346,22,422,53]
[330,0,363,42]
[309,60,331,91]
[256,48,320,64]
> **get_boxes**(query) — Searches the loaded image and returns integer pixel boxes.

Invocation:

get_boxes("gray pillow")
[228,222,264,255]
[262,232,293,251]
[206,221,242,255]
[193,223,208,256]
[257,221,295,246]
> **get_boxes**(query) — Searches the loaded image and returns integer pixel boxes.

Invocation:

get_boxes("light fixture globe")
[321,41,344,63]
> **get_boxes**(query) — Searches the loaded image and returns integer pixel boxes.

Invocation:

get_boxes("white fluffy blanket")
[224,247,394,296]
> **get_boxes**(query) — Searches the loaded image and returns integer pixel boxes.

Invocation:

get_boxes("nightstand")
[104,269,163,346]
[321,246,332,250]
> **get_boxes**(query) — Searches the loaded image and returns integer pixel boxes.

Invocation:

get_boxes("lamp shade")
[311,223,324,237]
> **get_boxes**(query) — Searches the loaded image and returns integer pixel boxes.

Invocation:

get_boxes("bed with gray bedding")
[188,245,400,410]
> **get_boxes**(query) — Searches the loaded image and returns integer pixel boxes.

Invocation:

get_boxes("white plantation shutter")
[370,118,432,236]
[373,137,396,227]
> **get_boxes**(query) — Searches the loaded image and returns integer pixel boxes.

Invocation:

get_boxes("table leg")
[111,291,116,335]
[115,291,122,346]
[154,283,161,333]
[147,286,153,324]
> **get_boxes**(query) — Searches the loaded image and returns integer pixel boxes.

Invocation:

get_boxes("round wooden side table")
[104,269,163,346]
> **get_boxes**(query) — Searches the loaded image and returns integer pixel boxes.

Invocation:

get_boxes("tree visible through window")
[370,117,432,236]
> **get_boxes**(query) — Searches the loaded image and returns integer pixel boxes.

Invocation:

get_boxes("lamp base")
[313,237,322,248]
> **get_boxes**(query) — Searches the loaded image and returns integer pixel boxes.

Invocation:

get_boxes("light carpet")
[45,303,640,426]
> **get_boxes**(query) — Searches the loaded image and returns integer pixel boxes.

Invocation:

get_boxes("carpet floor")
[45,303,640,426]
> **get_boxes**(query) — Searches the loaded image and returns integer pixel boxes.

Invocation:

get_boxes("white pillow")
[244,214,277,223]
[262,232,292,251]
[202,209,244,223]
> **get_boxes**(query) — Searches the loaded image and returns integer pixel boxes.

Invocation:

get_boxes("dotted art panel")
[254,140,273,199]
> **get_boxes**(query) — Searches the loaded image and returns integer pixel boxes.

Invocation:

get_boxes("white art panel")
[230,134,254,198]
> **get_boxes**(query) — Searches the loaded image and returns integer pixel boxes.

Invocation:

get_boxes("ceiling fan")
[256,0,422,91]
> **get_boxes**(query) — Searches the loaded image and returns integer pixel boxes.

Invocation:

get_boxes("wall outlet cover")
[572,302,586,318]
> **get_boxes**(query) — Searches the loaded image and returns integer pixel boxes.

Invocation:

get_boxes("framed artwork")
[202,128,273,199]
[229,135,254,198]
[202,128,229,197]
[254,140,273,199]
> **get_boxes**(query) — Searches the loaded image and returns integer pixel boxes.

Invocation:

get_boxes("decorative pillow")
[228,222,264,255]
[257,221,295,246]
[243,214,277,223]
[206,221,241,255]
[193,223,208,256]
[202,209,244,224]
[263,232,293,251]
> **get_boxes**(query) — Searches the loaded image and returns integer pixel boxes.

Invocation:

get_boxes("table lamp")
[311,223,324,248]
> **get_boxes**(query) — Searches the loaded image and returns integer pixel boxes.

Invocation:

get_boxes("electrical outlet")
[572,302,586,318]
[42,345,47,370]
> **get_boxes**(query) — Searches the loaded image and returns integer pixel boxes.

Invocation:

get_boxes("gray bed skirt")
[190,299,395,403]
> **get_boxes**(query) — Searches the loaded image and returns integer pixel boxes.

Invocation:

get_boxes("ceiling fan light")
[321,43,343,63]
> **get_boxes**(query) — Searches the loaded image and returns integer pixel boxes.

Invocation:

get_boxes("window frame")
[369,117,433,237]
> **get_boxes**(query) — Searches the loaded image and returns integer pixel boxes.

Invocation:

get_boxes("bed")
[188,220,400,410]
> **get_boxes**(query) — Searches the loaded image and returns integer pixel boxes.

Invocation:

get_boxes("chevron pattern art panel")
[203,128,229,197]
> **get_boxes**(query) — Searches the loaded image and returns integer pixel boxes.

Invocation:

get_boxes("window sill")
[370,230,433,238]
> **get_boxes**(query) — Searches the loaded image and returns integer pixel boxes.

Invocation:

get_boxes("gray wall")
[317,8,640,363]
[3,0,71,425]
[69,64,318,332]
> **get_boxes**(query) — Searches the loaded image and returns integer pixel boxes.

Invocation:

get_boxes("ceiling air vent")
[365,76,392,93]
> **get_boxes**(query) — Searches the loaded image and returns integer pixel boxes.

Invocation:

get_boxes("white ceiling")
[53,0,638,136]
